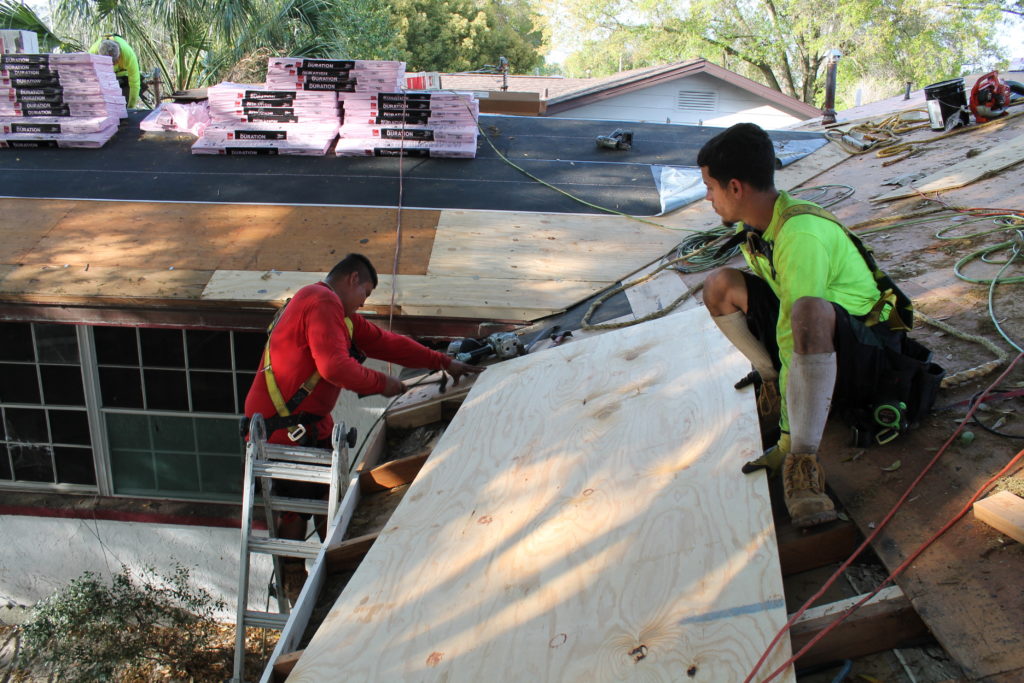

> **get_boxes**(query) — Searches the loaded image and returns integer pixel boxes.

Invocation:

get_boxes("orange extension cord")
[746,352,1024,683]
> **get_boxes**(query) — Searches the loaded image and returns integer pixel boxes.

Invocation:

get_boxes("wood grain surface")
[287,307,793,682]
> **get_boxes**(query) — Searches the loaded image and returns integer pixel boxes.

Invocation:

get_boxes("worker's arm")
[305,302,390,396]
[350,313,453,372]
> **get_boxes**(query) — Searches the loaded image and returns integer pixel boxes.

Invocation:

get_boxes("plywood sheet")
[202,270,607,321]
[288,307,793,682]
[427,210,683,282]
[2,199,438,274]
[0,263,211,303]
[872,133,1024,202]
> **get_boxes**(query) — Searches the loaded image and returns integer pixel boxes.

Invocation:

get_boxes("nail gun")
[595,129,633,150]
[447,331,524,363]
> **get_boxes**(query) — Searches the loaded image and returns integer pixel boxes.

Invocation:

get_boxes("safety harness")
[241,299,359,445]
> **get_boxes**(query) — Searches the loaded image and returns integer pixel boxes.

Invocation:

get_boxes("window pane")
[0,364,40,403]
[187,330,232,370]
[200,453,242,496]
[54,446,96,485]
[0,323,34,361]
[237,373,256,413]
[4,407,47,442]
[145,370,189,411]
[111,447,156,493]
[141,329,185,368]
[34,325,79,364]
[94,326,138,365]
[48,410,91,446]
[233,331,265,372]
[197,418,244,453]
[106,412,150,450]
[40,365,86,406]
[0,443,11,479]
[10,444,53,482]
[155,451,200,493]
[100,367,144,408]
[190,371,235,414]
[150,415,195,452]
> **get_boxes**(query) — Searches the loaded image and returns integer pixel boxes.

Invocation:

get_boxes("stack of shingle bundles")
[0,52,125,149]
[335,91,479,158]
[191,82,339,155]
[265,57,405,93]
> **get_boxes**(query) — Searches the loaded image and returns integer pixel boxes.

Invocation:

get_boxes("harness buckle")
[287,423,307,442]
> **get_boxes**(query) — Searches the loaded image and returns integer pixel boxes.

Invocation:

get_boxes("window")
[0,321,267,502]
[678,91,718,111]
[0,322,95,486]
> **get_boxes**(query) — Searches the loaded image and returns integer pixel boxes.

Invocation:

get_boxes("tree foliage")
[549,0,1005,107]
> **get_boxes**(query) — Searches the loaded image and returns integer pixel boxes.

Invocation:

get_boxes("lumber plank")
[775,518,859,576]
[973,490,1024,544]
[325,532,379,572]
[359,453,429,494]
[201,270,605,321]
[271,649,303,683]
[872,133,1024,202]
[620,257,700,321]
[287,307,794,682]
[2,198,438,274]
[0,264,212,303]
[789,585,930,667]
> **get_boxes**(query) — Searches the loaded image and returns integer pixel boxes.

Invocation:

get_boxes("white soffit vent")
[678,90,717,111]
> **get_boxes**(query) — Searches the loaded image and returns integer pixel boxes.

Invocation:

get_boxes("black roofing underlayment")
[0,112,826,215]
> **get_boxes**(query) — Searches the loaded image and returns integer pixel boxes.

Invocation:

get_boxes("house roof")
[443,59,822,120]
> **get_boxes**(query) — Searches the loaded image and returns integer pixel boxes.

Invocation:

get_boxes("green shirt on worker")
[88,35,140,108]
[740,190,880,431]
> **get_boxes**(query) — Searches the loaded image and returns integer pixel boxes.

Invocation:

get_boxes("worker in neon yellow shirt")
[88,34,140,108]
[698,123,942,529]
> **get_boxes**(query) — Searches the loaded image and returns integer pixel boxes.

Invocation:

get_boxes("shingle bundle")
[336,91,479,158]
[266,58,405,93]
[0,52,125,149]
[191,82,339,155]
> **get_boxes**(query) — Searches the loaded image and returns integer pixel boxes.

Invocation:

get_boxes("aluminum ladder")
[231,413,354,683]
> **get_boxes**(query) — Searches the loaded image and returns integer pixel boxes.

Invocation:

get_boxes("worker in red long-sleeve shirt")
[244,253,483,602]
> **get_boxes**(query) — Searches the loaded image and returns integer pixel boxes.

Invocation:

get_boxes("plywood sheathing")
[288,308,794,682]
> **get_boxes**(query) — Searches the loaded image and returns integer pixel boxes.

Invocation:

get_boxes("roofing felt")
[0,111,825,216]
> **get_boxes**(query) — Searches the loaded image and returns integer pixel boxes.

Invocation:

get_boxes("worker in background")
[698,123,940,529]
[88,34,140,108]
[244,253,483,603]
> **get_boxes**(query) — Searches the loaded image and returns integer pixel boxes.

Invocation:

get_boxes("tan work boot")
[281,563,307,606]
[782,452,837,528]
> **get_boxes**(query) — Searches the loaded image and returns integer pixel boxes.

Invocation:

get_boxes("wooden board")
[201,270,607,321]
[974,490,1024,544]
[0,198,439,274]
[427,210,683,282]
[0,263,212,304]
[287,307,794,682]
[872,133,1024,202]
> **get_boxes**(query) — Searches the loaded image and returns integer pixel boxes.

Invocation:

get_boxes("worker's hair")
[97,39,121,62]
[327,253,378,288]
[696,123,776,192]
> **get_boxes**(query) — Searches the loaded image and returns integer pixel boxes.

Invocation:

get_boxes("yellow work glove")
[742,432,790,477]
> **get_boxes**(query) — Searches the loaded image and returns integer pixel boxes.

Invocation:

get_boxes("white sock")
[787,352,837,454]
[713,312,778,381]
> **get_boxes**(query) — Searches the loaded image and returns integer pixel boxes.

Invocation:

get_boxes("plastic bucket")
[924,78,968,131]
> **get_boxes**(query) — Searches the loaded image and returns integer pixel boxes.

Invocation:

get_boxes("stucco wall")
[549,73,804,129]
[0,514,273,618]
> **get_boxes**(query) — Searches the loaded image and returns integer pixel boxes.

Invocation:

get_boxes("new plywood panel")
[202,270,607,321]
[427,210,683,282]
[872,133,1024,202]
[288,308,793,682]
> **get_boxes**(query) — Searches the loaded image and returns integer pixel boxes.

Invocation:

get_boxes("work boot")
[756,378,781,418]
[742,432,790,477]
[281,563,307,606]
[782,452,837,528]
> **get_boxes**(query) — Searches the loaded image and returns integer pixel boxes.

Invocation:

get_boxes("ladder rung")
[248,536,322,559]
[262,443,334,465]
[255,461,335,484]
[242,610,289,630]
[265,495,330,516]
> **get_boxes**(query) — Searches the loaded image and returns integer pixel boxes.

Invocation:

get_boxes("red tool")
[970,71,1012,123]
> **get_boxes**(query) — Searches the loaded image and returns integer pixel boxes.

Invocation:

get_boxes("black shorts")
[741,271,907,413]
